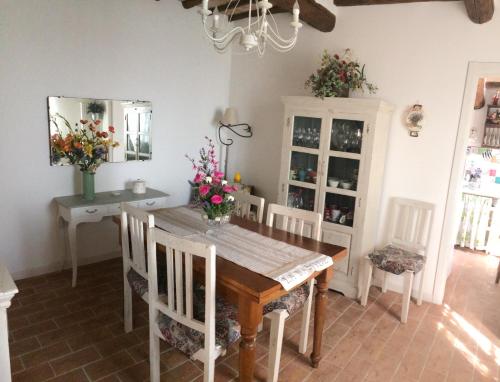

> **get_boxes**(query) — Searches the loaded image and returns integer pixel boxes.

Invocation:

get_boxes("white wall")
[0,0,231,279]
[227,3,500,302]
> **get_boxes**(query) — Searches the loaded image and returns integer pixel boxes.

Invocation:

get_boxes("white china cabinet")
[278,96,394,297]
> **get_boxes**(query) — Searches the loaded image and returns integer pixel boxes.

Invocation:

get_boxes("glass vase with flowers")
[50,113,118,200]
[186,137,238,225]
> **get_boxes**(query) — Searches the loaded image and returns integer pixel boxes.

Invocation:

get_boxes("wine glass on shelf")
[305,127,312,147]
[297,126,304,146]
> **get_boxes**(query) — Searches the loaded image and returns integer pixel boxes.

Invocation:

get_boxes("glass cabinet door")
[326,156,359,191]
[322,116,366,229]
[290,151,318,184]
[330,119,364,153]
[292,116,322,149]
[282,115,324,212]
[287,185,316,212]
[323,193,356,227]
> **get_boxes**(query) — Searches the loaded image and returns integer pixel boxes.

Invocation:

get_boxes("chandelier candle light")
[200,0,302,55]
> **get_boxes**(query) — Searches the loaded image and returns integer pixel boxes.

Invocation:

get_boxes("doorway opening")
[435,63,500,303]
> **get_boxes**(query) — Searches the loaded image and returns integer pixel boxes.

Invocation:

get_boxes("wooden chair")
[148,228,240,382]
[120,202,155,333]
[233,191,265,223]
[263,203,322,382]
[360,198,434,323]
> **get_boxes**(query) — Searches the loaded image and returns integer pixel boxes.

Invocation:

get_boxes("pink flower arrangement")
[186,137,238,220]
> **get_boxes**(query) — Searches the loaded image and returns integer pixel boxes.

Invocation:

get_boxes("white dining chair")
[360,197,434,323]
[233,191,265,223]
[120,202,155,333]
[263,203,322,382]
[148,227,240,382]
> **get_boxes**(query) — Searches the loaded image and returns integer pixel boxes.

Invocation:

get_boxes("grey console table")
[54,188,169,287]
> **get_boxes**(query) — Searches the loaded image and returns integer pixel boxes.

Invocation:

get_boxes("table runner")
[153,207,334,291]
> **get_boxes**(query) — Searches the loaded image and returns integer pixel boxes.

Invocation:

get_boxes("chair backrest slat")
[148,228,217,342]
[266,203,322,241]
[233,191,265,223]
[120,203,154,277]
[387,198,434,256]
[174,250,184,315]
[185,253,193,320]
[166,247,175,310]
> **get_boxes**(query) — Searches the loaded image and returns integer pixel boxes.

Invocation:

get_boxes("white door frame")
[433,62,500,304]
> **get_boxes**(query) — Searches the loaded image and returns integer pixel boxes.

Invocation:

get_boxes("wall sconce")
[218,107,253,177]
[405,104,424,137]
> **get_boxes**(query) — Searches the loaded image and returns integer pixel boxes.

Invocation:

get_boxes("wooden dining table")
[114,212,347,382]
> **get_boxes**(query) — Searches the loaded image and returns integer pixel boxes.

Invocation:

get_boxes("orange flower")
[108,126,115,133]
[74,142,82,149]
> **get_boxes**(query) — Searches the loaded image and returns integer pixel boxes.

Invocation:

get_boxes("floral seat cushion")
[158,285,240,357]
[126,268,167,298]
[368,245,425,275]
[263,283,311,316]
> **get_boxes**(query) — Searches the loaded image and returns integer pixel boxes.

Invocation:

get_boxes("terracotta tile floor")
[8,249,500,381]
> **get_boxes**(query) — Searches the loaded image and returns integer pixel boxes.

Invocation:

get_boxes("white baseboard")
[12,251,121,281]
[328,277,358,299]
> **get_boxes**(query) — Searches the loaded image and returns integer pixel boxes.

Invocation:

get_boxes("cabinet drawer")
[107,201,141,215]
[71,205,106,219]
[323,230,351,275]
[139,198,167,210]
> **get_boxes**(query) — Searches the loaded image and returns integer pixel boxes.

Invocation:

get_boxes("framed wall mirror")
[47,96,153,166]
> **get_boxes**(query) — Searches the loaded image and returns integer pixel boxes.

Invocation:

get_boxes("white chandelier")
[200,0,303,55]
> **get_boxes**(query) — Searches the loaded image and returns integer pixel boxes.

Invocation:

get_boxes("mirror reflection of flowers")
[186,137,238,220]
[50,113,118,173]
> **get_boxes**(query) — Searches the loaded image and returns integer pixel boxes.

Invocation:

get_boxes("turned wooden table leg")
[311,267,333,368]
[238,297,262,382]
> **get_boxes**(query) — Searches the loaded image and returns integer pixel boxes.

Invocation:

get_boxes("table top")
[215,216,347,303]
[114,212,347,304]
[0,263,18,299]
[54,188,169,208]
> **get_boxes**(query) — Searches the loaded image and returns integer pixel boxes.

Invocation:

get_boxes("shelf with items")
[325,156,359,192]
[286,184,316,212]
[291,115,322,149]
[483,125,500,148]
[330,118,364,154]
[485,105,500,126]
[289,151,319,184]
[322,192,356,227]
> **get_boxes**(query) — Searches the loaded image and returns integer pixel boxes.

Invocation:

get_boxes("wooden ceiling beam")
[333,0,494,24]
[334,0,456,6]
[181,0,336,32]
[464,0,494,23]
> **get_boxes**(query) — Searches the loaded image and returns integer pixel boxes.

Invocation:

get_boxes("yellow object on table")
[234,172,241,183]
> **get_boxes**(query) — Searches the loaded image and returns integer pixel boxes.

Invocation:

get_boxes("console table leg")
[0,303,12,382]
[67,222,78,287]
